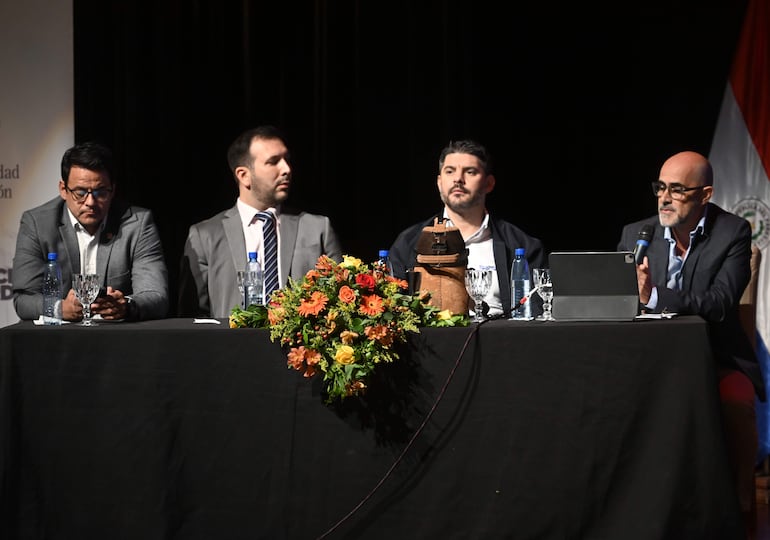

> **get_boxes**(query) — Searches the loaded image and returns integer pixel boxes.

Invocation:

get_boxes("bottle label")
[42,300,62,325]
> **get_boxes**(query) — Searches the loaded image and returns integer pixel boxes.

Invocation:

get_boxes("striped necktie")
[257,211,279,300]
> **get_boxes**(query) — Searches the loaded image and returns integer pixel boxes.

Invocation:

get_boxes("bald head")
[655,150,714,234]
[660,151,714,187]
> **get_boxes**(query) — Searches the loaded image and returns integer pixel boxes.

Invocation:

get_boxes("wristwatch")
[125,295,135,320]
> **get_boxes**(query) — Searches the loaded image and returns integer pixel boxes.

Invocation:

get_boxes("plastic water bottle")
[377,249,394,275]
[42,252,63,325]
[244,251,264,307]
[510,247,531,320]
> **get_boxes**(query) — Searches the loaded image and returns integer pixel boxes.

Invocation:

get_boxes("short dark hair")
[438,139,493,175]
[61,142,114,186]
[226,125,287,172]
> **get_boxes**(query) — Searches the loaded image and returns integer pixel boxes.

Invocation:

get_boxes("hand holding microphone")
[634,225,654,265]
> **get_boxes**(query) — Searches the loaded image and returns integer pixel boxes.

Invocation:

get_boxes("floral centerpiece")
[229,254,468,402]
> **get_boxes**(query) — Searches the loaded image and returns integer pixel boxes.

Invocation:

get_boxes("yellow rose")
[334,344,356,365]
[437,309,452,321]
[341,255,363,269]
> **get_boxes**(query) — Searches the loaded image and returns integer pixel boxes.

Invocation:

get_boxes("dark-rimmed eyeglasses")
[650,181,705,200]
[65,186,113,203]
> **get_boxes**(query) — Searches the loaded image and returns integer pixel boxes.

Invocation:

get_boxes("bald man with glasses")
[12,141,169,322]
[617,150,764,521]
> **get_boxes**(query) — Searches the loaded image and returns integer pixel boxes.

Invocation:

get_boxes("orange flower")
[287,346,307,370]
[287,346,322,376]
[338,285,356,304]
[315,255,335,273]
[298,291,328,316]
[335,267,350,283]
[386,275,409,290]
[359,294,384,317]
[340,330,359,344]
[304,348,321,366]
[322,321,336,337]
[268,305,286,326]
[365,324,394,347]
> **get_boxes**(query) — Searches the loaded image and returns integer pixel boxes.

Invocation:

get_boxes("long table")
[0,317,744,539]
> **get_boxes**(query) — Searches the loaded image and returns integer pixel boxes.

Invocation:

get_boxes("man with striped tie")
[177,125,343,318]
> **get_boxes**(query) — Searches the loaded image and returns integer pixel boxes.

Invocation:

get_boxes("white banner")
[0,0,74,327]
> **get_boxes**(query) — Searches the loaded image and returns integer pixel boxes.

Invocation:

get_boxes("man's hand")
[91,286,129,320]
[62,288,83,321]
[636,256,653,305]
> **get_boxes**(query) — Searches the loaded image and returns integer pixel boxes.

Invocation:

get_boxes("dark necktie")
[257,211,279,300]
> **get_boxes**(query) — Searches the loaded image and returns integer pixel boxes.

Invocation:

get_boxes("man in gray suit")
[177,125,343,318]
[12,141,169,322]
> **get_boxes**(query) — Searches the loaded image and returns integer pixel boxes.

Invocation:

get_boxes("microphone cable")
[315,318,488,539]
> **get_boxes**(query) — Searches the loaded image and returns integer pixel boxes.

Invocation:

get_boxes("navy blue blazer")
[618,203,764,401]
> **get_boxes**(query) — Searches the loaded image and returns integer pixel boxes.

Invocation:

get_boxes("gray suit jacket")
[617,203,764,400]
[177,204,343,318]
[12,197,170,321]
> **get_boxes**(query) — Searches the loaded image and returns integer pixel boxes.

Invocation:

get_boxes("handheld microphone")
[633,224,654,265]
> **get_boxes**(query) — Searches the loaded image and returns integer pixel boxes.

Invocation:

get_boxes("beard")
[440,188,484,213]
[657,203,688,228]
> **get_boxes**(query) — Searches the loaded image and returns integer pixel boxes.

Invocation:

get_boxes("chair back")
[739,245,761,351]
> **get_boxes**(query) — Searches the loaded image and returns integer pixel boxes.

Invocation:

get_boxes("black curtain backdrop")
[72,1,748,310]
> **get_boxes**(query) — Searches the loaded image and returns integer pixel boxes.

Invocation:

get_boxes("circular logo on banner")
[733,197,770,250]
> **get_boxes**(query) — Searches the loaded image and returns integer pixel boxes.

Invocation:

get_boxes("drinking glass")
[465,267,494,323]
[72,273,101,326]
[532,268,554,321]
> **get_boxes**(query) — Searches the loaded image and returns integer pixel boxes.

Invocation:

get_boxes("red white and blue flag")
[710,0,770,461]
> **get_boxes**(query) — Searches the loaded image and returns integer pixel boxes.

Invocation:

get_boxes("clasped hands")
[61,286,130,321]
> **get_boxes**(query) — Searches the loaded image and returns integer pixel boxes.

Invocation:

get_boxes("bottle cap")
[515,248,525,256]
[47,252,57,261]
[379,249,389,258]
[248,251,257,260]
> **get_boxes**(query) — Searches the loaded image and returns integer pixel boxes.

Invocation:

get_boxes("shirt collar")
[442,209,491,243]
[237,199,280,227]
[663,213,706,244]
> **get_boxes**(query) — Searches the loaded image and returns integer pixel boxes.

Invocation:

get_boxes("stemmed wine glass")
[465,267,494,323]
[72,273,101,326]
[533,268,554,321]
[236,270,247,309]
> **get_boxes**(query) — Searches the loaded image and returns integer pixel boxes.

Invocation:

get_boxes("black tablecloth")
[0,317,744,539]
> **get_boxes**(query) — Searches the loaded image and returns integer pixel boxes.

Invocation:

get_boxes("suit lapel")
[279,213,299,284]
[648,226,669,286]
[58,205,81,273]
[489,224,511,313]
[223,208,247,274]
[95,206,128,282]
[680,226,708,291]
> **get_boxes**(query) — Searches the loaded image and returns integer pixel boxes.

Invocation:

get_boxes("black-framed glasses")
[65,186,113,202]
[650,181,705,200]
